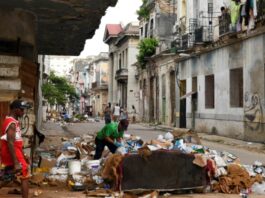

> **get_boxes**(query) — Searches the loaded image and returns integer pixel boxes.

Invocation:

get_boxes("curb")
[140,123,265,153]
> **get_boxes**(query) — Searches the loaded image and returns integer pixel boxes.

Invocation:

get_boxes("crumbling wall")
[178,33,265,142]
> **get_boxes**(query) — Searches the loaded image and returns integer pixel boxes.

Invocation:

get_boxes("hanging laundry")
[230,0,242,30]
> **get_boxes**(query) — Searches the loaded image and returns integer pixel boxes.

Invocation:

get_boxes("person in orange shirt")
[0,99,30,198]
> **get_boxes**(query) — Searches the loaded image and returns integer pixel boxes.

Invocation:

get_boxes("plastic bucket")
[68,160,81,175]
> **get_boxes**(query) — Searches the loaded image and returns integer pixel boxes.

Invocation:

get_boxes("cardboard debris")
[30,127,265,196]
[39,157,57,170]
[172,128,201,144]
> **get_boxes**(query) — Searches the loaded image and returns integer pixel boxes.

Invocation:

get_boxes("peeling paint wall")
[178,34,265,142]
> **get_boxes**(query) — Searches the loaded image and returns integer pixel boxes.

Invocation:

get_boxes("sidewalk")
[141,123,265,154]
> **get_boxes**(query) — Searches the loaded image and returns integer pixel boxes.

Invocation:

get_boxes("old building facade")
[137,0,265,142]
[90,53,109,117]
[137,0,177,125]
[104,22,140,118]
[173,0,265,142]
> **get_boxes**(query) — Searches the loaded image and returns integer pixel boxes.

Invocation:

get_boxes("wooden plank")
[0,55,21,65]
[0,79,21,90]
[20,71,36,87]
[0,64,19,77]
[21,59,37,75]
[0,101,10,132]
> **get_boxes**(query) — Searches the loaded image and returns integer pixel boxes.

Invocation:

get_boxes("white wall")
[178,34,265,141]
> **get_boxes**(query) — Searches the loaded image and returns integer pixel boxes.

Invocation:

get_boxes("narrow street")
[42,121,265,165]
[1,120,265,198]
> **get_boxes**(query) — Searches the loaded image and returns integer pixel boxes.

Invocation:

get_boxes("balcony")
[91,82,98,89]
[170,34,191,52]
[219,14,231,36]
[115,68,128,82]
[257,0,265,22]
[91,82,107,91]
[182,34,189,50]
[195,26,213,43]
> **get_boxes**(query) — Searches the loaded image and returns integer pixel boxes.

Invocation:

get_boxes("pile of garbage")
[30,128,265,197]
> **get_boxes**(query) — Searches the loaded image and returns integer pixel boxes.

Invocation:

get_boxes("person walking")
[112,103,120,122]
[104,103,112,125]
[120,107,128,120]
[0,99,30,198]
[94,119,129,159]
[131,105,137,123]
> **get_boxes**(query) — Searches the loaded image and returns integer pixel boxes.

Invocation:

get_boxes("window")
[205,75,214,109]
[230,68,243,107]
[150,19,154,38]
[125,49,128,68]
[119,54,121,69]
[145,23,149,38]
[122,51,125,68]
[192,77,198,111]
[140,27,143,38]
[192,77,197,92]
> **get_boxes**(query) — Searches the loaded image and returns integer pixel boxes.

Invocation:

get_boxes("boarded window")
[205,75,214,109]
[162,74,166,97]
[179,79,186,97]
[230,68,243,107]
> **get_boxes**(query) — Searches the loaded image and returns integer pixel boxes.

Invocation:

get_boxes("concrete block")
[0,79,21,90]
[0,65,19,77]
[0,55,21,65]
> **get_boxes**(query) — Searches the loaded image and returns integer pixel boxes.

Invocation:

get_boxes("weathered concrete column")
[0,8,37,61]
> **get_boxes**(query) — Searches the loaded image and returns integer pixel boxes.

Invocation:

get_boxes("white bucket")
[68,160,81,175]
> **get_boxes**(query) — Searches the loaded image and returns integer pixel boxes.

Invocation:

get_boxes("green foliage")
[137,0,150,20]
[42,72,78,106]
[137,38,159,69]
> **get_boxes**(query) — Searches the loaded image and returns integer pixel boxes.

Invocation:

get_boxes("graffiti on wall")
[244,92,264,131]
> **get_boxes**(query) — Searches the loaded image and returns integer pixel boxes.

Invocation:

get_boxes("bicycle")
[18,104,31,136]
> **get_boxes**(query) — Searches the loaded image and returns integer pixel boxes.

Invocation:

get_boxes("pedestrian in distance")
[94,119,129,159]
[120,107,128,120]
[112,103,120,122]
[131,105,136,123]
[104,103,112,125]
[0,99,30,198]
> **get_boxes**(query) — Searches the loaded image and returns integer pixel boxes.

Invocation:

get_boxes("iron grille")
[256,0,265,22]
[219,13,231,36]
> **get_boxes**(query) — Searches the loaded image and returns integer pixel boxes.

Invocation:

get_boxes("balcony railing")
[91,81,107,90]
[91,82,98,89]
[115,68,128,82]
[257,0,265,22]
[182,34,189,50]
[219,14,231,36]
[195,26,213,43]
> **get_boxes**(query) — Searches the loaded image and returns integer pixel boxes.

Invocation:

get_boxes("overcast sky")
[79,0,142,57]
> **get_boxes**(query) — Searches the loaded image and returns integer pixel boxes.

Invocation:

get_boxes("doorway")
[170,71,176,126]
[150,77,155,122]
[179,80,186,128]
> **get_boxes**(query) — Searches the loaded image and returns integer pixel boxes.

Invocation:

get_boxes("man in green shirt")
[94,119,129,159]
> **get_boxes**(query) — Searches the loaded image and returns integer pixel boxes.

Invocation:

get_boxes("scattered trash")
[33,189,43,197]
[29,128,265,196]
